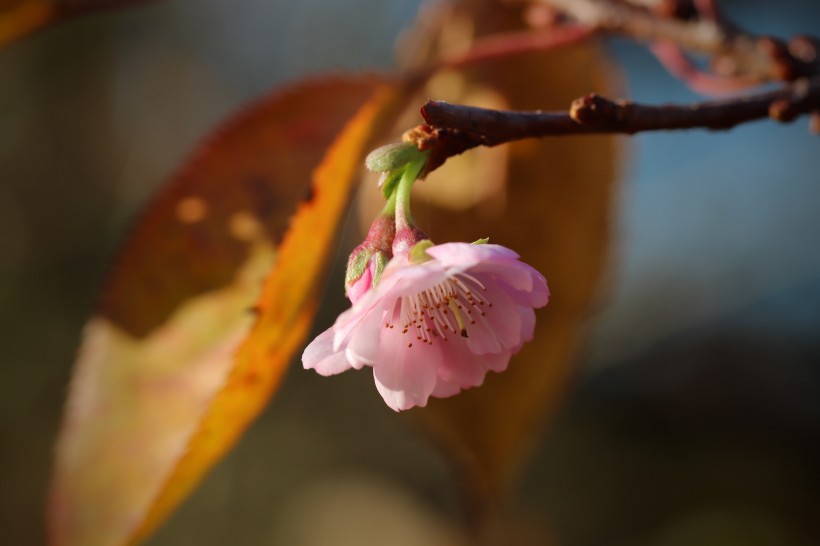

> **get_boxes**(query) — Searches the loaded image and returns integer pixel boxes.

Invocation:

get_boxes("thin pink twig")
[650,40,760,96]
[440,24,595,71]
[406,24,596,88]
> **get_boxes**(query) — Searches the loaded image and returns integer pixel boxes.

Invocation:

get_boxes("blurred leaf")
[0,0,157,47]
[49,75,399,546]
[362,0,621,523]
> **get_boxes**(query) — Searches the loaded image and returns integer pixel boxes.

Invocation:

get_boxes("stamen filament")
[395,273,493,346]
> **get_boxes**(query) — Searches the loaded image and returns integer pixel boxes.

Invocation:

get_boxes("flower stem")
[380,186,397,217]
[394,155,425,230]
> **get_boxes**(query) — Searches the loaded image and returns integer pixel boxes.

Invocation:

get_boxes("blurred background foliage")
[1,0,819,545]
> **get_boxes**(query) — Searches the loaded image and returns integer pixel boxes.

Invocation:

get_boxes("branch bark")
[395,0,820,176]
[538,0,820,84]
[412,75,820,175]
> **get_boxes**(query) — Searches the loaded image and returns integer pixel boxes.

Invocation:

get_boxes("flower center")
[384,273,493,347]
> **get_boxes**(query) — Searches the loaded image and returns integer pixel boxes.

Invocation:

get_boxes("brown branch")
[412,75,820,175]
[392,0,820,176]
[542,0,725,52]
[406,0,819,99]
[537,0,820,85]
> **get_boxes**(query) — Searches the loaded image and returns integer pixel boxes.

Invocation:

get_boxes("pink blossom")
[302,242,549,411]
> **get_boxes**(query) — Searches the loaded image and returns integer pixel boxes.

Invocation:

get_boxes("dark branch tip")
[768,99,799,123]
[570,93,620,125]
[420,100,442,124]
[403,124,483,178]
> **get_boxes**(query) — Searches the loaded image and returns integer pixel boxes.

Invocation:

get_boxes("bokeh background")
[1,0,819,544]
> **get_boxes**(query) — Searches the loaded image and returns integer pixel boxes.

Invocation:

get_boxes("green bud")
[365,142,425,173]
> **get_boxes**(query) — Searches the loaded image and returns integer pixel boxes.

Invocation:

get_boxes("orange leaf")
[48,75,400,546]
[0,0,156,47]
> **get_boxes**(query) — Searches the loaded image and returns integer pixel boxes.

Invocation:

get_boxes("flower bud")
[365,142,424,173]
[345,250,389,304]
[391,225,429,258]
[344,215,395,303]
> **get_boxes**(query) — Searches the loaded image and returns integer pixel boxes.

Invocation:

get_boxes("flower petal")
[372,326,441,411]
[517,305,536,345]
[472,261,536,293]
[426,242,520,271]
[481,281,523,350]
[480,348,513,373]
[302,328,352,376]
[382,262,449,298]
[437,340,488,387]
[431,378,461,398]
[521,265,549,307]
[345,307,386,368]
[437,243,548,308]
[464,317,503,355]
[332,293,389,351]
[495,274,549,309]
[464,279,521,355]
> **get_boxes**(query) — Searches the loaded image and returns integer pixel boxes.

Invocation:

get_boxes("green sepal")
[365,142,425,173]
[371,252,390,286]
[408,239,435,264]
[472,237,490,245]
[345,247,373,286]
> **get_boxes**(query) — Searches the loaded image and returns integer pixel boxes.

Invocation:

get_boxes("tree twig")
[408,24,595,87]
[412,75,820,175]
[648,40,760,95]
[538,0,820,84]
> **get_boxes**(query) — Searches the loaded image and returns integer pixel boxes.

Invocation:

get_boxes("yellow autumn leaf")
[49,75,402,546]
